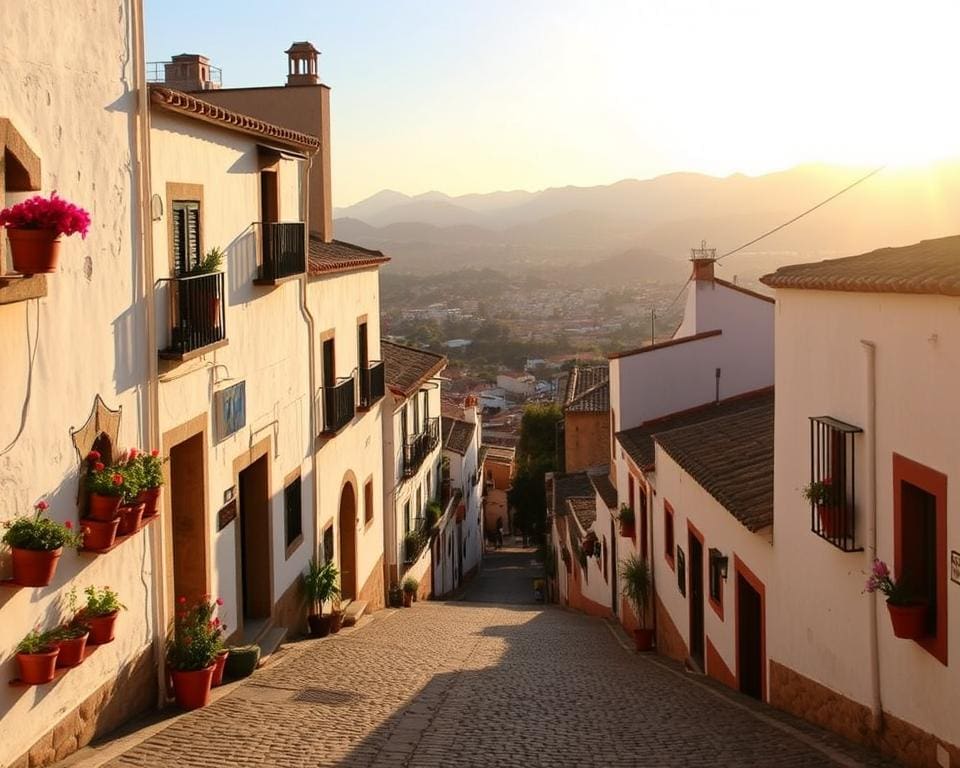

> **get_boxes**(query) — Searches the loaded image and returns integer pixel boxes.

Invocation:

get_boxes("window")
[602,538,608,582]
[664,501,675,569]
[413,393,420,432]
[676,546,686,596]
[416,487,422,522]
[808,416,862,550]
[172,200,201,275]
[364,479,374,525]
[403,501,411,535]
[283,476,303,553]
[322,523,334,564]
[638,482,649,560]
[708,547,724,619]
[628,476,635,511]
[426,470,432,499]
[322,337,335,389]
[893,453,947,665]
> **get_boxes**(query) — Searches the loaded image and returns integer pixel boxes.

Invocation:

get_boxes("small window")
[664,501,675,569]
[426,470,432,499]
[676,546,686,596]
[602,538,608,582]
[364,479,374,524]
[708,547,725,618]
[172,200,201,275]
[284,476,303,551]
[404,500,411,535]
[638,483,649,560]
[416,487,422,521]
[322,523,334,564]
[628,476,635,511]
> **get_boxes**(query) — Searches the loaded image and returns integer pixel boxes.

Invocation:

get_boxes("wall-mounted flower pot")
[620,522,635,539]
[633,628,655,652]
[887,601,927,639]
[137,487,161,518]
[211,649,229,687]
[6,228,61,274]
[117,502,144,536]
[81,517,120,551]
[55,633,89,668]
[87,611,119,644]
[171,665,215,710]
[16,648,60,684]
[88,493,122,522]
[308,613,331,637]
[11,546,63,587]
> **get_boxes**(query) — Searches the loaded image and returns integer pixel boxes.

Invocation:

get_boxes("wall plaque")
[217,499,237,531]
[951,550,960,586]
[214,381,246,442]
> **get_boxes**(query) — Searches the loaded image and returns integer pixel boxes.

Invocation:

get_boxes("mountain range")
[334,162,960,282]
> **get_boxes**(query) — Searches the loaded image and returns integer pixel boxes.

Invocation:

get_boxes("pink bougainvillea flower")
[871,559,890,578]
[0,193,92,238]
[112,473,124,486]
[216,597,224,606]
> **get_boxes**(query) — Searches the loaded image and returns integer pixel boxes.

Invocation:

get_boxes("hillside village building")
[555,363,610,473]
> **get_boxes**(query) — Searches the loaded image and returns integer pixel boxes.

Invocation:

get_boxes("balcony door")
[358,322,369,404]
[260,169,278,225]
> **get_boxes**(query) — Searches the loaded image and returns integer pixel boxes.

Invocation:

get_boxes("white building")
[497,372,536,397]
[761,237,960,767]
[381,341,446,599]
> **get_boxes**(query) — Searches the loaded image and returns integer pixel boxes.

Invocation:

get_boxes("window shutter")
[172,205,186,275]
[187,205,201,269]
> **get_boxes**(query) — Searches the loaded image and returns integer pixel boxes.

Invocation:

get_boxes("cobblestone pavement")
[101,551,899,768]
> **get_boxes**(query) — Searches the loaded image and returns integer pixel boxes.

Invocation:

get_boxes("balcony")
[358,360,386,409]
[808,416,863,552]
[159,272,227,360]
[254,222,306,285]
[403,417,440,478]
[322,376,355,434]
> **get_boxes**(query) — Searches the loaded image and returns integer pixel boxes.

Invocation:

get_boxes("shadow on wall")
[225,227,258,307]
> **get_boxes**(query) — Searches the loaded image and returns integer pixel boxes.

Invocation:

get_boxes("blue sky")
[146,1,960,206]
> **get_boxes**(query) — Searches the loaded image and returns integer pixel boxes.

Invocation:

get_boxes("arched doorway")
[338,482,358,601]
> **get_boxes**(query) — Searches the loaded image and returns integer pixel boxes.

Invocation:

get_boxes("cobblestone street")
[77,550,898,768]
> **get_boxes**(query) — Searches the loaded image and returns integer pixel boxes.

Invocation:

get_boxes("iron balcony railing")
[146,61,222,88]
[257,222,306,282]
[809,416,863,552]
[403,417,440,478]
[358,360,386,409]
[322,376,356,434]
[160,271,226,357]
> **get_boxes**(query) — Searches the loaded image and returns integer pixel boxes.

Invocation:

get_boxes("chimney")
[161,54,221,91]
[285,42,320,86]
[463,395,480,425]
[690,240,717,281]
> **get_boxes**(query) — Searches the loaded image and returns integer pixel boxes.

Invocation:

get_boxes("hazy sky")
[145,1,960,207]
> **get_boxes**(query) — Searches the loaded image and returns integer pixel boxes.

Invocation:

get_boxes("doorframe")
[687,520,706,670]
[734,554,767,701]
[338,470,360,601]
[161,412,211,624]
[232,436,275,637]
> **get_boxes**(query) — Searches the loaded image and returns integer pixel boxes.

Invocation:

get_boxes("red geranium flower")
[151,449,160,457]
[112,473,123,486]
[35,500,49,511]
[87,450,101,462]
[216,598,224,606]
[128,448,139,460]
[64,521,72,529]
[94,461,105,472]
[177,596,187,605]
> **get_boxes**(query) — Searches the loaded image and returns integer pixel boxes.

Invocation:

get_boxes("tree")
[509,403,563,544]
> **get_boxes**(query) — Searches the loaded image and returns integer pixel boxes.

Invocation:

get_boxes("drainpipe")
[130,0,167,707]
[298,155,320,563]
[861,339,882,731]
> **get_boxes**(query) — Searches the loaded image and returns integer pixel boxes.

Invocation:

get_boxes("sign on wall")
[217,499,237,532]
[214,381,246,442]
[951,550,960,586]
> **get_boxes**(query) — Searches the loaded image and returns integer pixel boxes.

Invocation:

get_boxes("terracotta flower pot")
[87,611,119,644]
[402,592,413,608]
[88,493,122,522]
[17,648,60,684]
[137,486,161,518]
[6,228,61,274]
[117,502,144,536]
[171,665,215,710]
[11,546,63,587]
[817,505,848,539]
[329,610,344,633]
[620,521,635,539]
[81,517,120,551]
[211,649,229,687]
[55,633,89,668]
[308,613,331,637]
[887,601,927,639]
[634,628,655,652]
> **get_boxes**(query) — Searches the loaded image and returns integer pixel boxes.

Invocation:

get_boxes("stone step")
[342,599,367,626]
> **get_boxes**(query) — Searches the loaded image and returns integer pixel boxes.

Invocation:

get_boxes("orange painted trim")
[706,636,736,690]
[892,453,948,666]
[734,554,767,702]
[664,500,675,571]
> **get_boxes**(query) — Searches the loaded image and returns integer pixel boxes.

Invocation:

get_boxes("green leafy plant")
[56,587,90,636]
[404,531,425,562]
[82,586,126,617]
[302,558,341,614]
[424,500,443,529]
[802,479,839,507]
[620,554,652,629]
[618,504,635,526]
[136,449,165,490]
[166,595,226,671]
[84,450,125,498]
[402,576,419,595]
[2,500,82,551]
[189,247,224,275]
[16,627,57,655]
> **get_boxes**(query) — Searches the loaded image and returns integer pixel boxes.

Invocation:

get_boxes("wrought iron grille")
[809,416,863,551]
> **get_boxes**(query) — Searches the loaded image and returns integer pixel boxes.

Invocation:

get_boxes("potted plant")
[620,554,654,651]
[303,558,340,637]
[402,576,419,607]
[404,531,423,562]
[166,595,224,710]
[84,451,124,521]
[80,586,125,644]
[388,581,403,608]
[424,500,443,529]
[115,450,145,536]
[15,627,60,684]
[802,479,845,538]
[188,247,225,330]
[224,644,260,680]
[0,192,91,274]
[2,500,82,586]
[865,559,927,639]
[52,588,90,668]
[618,504,636,539]
[135,449,165,518]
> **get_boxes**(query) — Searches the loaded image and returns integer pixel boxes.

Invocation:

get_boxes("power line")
[715,165,885,262]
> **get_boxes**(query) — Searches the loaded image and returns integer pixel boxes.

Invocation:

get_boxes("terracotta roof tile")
[654,399,774,533]
[760,235,960,297]
[567,497,597,531]
[561,365,610,413]
[381,341,446,398]
[150,85,320,150]
[616,389,773,472]
[590,474,617,510]
[308,236,390,276]
[442,418,476,455]
[550,472,596,516]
